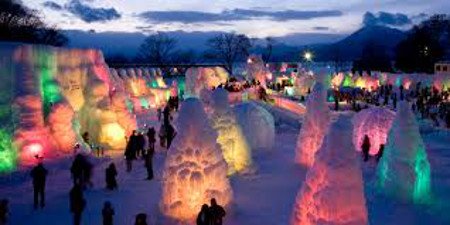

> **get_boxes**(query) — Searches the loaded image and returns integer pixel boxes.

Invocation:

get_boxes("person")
[376,144,385,163]
[31,162,48,209]
[105,163,118,190]
[124,131,138,172]
[209,198,226,225]
[102,201,114,225]
[0,199,9,225]
[165,124,177,149]
[163,105,171,126]
[135,213,148,225]
[361,135,371,162]
[196,204,211,225]
[157,108,162,121]
[159,124,166,148]
[70,184,86,225]
[71,154,84,186]
[82,132,90,146]
[144,146,154,180]
[83,157,93,188]
[136,132,145,158]
[146,127,156,152]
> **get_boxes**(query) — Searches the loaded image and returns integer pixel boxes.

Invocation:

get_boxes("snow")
[0,100,449,224]
[234,102,275,152]
[291,116,368,225]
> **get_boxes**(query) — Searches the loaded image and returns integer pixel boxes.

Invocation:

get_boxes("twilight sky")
[25,0,450,37]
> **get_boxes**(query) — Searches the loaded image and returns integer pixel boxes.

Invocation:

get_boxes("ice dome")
[291,116,368,225]
[234,101,275,151]
[377,101,431,203]
[352,107,396,155]
[160,98,232,221]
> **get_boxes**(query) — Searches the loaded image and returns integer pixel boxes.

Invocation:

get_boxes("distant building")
[435,61,450,75]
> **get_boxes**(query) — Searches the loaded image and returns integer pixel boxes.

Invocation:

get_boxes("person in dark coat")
[71,154,84,185]
[135,213,148,225]
[196,204,211,225]
[361,135,371,162]
[102,201,114,225]
[136,132,145,158]
[70,184,86,225]
[376,144,385,163]
[124,131,138,172]
[105,163,118,190]
[82,157,93,188]
[165,124,177,149]
[0,199,9,225]
[209,198,226,225]
[144,147,154,180]
[31,162,48,209]
[146,127,156,152]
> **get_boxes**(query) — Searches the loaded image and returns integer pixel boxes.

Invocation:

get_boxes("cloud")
[43,0,121,23]
[139,8,343,23]
[42,1,63,11]
[313,26,330,31]
[363,11,411,27]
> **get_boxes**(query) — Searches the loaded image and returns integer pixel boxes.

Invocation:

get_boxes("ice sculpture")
[48,103,77,153]
[291,116,368,225]
[295,82,330,167]
[246,55,271,87]
[210,89,252,174]
[234,102,275,151]
[352,107,396,155]
[377,101,431,203]
[160,98,232,221]
[185,67,228,97]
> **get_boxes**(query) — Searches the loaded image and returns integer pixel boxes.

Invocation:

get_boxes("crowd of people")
[331,82,450,128]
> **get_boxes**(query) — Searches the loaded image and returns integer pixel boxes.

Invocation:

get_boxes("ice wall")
[0,43,141,166]
[160,98,232,221]
[295,82,330,167]
[291,116,368,225]
[377,101,431,203]
[210,89,252,174]
[234,102,275,151]
[352,107,396,155]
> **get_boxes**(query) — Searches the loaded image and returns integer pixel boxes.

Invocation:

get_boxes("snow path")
[1,109,450,225]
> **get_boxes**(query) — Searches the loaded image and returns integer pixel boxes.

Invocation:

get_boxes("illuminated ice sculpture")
[210,89,252,174]
[377,101,431,203]
[295,82,331,167]
[352,107,396,155]
[291,116,368,225]
[160,98,232,221]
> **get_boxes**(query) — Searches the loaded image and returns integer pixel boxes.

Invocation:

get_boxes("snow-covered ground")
[1,105,449,225]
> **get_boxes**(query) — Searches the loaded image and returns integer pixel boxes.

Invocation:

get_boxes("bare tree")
[207,33,252,74]
[0,0,67,46]
[262,37,276,63]
[137,32,177,65]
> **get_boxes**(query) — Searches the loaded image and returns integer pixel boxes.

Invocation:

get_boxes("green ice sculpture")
[377,101,431,203]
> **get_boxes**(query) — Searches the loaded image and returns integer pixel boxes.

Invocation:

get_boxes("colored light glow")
[23,143,43,157]
[99,123,126,150]
[342,74,354,87]
[139,97,149,109]
[413,148,431,203]
[38,51,62,116]
[0,130,17,172]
